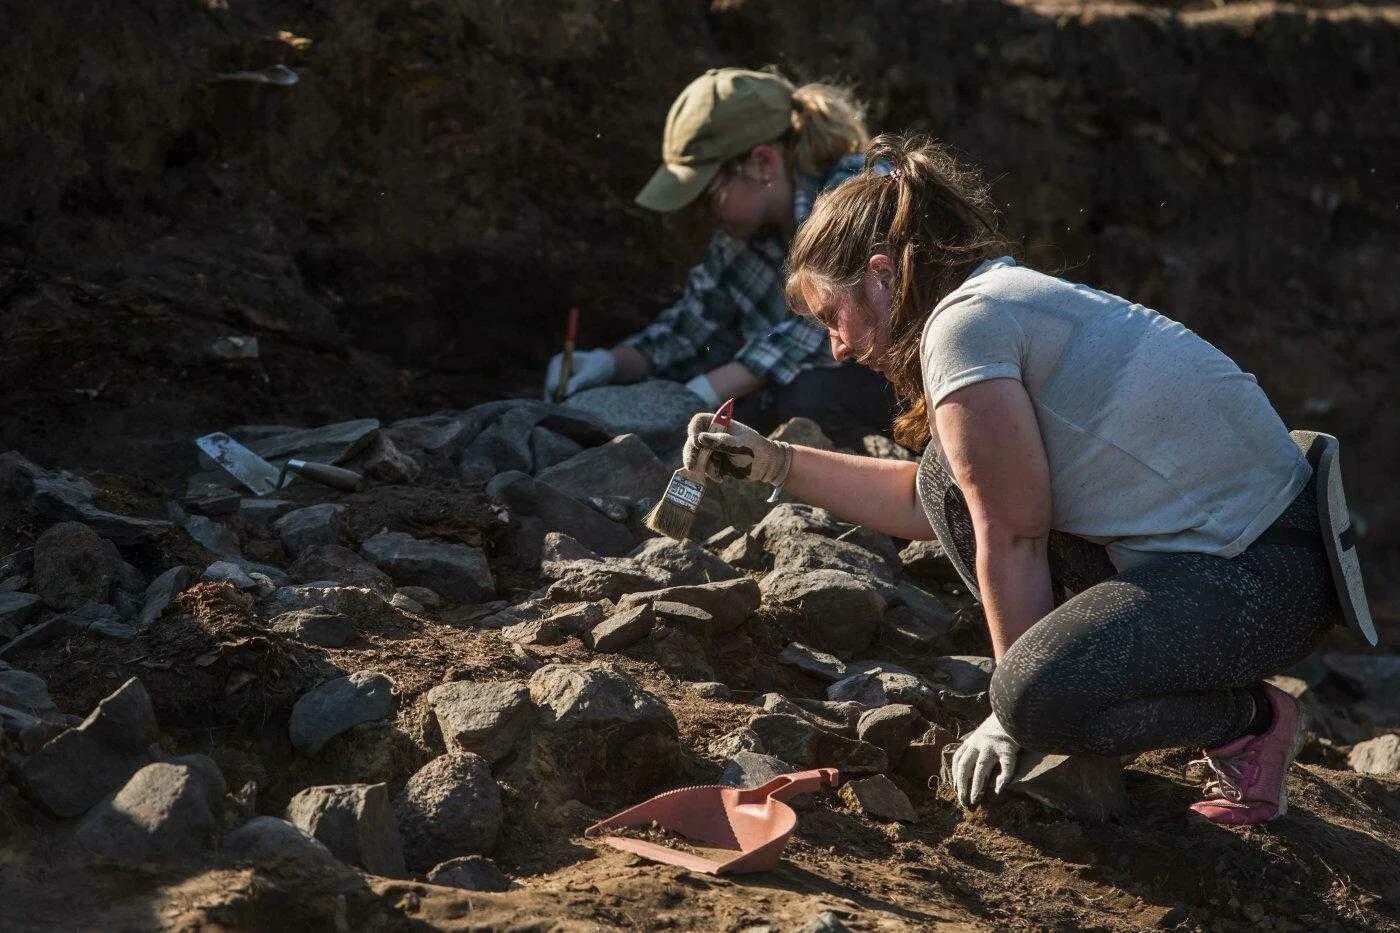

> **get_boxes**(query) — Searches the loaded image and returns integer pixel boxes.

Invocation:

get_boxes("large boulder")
[285,782,407,877]
[759,569,886,657]
[289,672,397,755]
[487,471,633,557]
[19,678,157,817]
[535,433,671,503]
[360,532,495,603]
[628,538,739,586]
[424,681,534,762]
[395,753,503,872]
[563,380,703,453]
[75,762,216,860]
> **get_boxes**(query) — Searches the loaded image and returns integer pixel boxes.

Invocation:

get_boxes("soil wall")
[1,0,1397,622]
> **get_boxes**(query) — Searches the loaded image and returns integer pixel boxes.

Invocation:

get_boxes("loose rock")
[721,751,798,789]
[224,816,352,878]
[138,565,192,628]
[274,504,345,557]
[286,782,407,876]
[32,521,118,609]
[426,854,512,892]
[628,538,739,586]
[856,705,926,764]
[395,753,504,872]
[777,643,849,683]
[425,680,533,762]
[0,592,42,632]
[563,380,702,453]
[291,544,393,593]
[361,531,495,603]
[746,713,886,774]
[615,577,760,633]
[203,561,257,589]
[271,607,354,648]
[359,433,423,484]
[840,773,916,822]
[535,433,671,504]
[529,662,675,734]
[488,471,633,557]
[0,668,55,713]
[75,762,216,860]
[587,604,654,652]
[1348,734,1400,775]
[651,626,714,681]
[289,671,397,755]
[759,570,886,657]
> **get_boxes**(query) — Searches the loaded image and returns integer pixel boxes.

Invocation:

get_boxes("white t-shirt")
[919,257,1310,569]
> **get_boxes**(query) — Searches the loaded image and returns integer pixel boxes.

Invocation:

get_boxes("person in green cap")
[543,67,897,446]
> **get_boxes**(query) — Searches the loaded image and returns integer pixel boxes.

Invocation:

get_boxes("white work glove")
[684,413,792,487]
[951,712,1020,807]
[684,373,721,409]
[543,348,617,400]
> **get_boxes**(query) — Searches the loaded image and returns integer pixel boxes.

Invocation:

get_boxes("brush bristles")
[645,468,707,540]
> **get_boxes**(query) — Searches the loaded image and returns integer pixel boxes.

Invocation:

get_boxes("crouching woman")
[683,135,1372,825]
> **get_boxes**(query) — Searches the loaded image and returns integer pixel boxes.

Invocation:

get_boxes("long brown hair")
[786,134,1008,447]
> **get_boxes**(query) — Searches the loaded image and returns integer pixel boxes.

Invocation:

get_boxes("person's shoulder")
[818,153,869,192]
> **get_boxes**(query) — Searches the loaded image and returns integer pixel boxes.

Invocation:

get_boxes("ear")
[747,143,785,179]
[867,253,894,289]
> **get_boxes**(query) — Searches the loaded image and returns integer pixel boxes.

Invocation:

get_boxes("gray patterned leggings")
[918,453,1339,755]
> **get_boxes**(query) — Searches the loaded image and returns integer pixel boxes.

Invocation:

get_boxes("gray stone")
[927,655,995,721]
[528,662,675,734]
[426,854,512,892]
[1321,654,1400,725]
[291,544,393,593]
[588,604,653,652]
[538,532,602,578]
[709,726,764,759]
[203,561,257,589]
[651,627,714,681]
[880,605,953,654]
[800,910,853,933]
[395,753,504,872]
[289,671,397,755]
[563,380,703,452]
[690,681,731,700]
[359,434,423,485]
[246,418,381,466]
[650,601,714,627]
[759,569,886,657]
[829,669,936,716]
[501,614,565,646]
[488,471,633,557]
[237,497,296,528]
[274,504,345,557]
[32,522,118,609]
[856,705,926,763]
[768,533,896,592]
[769,417,834,450]
[139,566,192,628]
[88,614,135,641]
[1348,734,1400,775]
[1,456,168,546]
[0,703,41,735]
[746,714,886,774]
[719,532,764,569]
[263,583,386,618]
[0,592,42,631]
[360,532,495,603]
[863,434,915,461]
[721,751,798,789]
[223,816,351,877]
[286,782,406,877]
[529,426,584,473]
[0,611,86,659]
[628,537,739,586]
[547,559,669,603]
[397,585,443,608]
[615,577,760,633]
[383,411,479,456]
[184,514,243,559]
[272,607,354,648]
[0,668,54,713]
[19,678,157,817]
[1003,752,1129,823]
[758,694,857,736]
[168,753,228,806]
[425,681,533,762]
[0,574,26,593]
[536,433,670,503]
[892,582,954,633]
[705,525,743,550]
[539,601,606,636]
[751,502,845,544]
[75,762,216,860]
[777,643,849,683]
[389,592,425,613]
[898,539,965,587]
[839,773,916,822]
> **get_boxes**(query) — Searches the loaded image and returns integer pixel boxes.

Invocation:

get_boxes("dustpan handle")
[740,768,840,804]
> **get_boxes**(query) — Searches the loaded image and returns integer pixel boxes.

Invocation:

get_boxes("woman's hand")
[683,413,792,486]
[951,712,1020,806]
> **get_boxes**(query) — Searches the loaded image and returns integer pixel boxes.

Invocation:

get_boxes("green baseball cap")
[635,68,796,213]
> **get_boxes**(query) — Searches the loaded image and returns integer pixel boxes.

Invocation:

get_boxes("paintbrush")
[645,398,734,540]
[553,306,580,404]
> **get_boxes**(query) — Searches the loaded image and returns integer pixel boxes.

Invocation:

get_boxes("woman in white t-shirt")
[682,135,1354,826]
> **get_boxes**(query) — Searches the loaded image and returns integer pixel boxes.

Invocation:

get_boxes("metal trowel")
[195,433,363,495]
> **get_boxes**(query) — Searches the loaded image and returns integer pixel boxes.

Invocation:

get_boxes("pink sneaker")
[1188,684,1302,826]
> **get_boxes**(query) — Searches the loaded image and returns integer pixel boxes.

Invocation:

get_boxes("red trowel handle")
[739,768,840,804]
[712,398,735,431]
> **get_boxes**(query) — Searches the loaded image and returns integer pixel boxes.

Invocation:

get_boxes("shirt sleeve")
[619,232,747,373]
[733,315,829,386]
[920,296,1026,407]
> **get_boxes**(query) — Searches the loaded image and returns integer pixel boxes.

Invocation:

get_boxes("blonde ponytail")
[787,83,869,176]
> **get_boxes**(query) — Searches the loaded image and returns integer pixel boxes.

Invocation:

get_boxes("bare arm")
[703,362,765,401]
[781,447,934,541]
[609,346,651,382]
[934,378,1053,659]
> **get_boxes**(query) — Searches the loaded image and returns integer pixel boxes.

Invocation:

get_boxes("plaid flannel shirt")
[621,154,867,386]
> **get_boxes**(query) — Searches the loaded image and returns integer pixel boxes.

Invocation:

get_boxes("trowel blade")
[195,432,282,496]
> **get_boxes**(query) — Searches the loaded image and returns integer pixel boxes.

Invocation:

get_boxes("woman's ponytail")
[787,83,870,177]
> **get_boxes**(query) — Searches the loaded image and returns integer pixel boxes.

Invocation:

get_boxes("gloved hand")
[543,348,617,400]
[684,412,792,487]
[951,712,1020,807]
[684,373,721,409]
